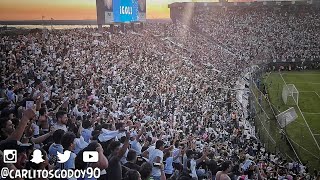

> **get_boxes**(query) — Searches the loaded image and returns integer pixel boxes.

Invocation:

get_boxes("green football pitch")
[264,70,320,170]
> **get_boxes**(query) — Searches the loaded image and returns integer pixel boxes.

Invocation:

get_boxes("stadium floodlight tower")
[282,84,299,105]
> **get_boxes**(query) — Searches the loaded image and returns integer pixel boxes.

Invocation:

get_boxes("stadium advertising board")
[102,0,146,24]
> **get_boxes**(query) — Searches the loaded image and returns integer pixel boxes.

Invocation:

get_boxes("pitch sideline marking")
[283,73,320,76]
[302,112,320,115]
[286,82,320,85]
[314,91,320,100]
[267,90,315,93]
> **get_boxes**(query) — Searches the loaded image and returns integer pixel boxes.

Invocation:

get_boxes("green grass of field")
[264,70,320,171]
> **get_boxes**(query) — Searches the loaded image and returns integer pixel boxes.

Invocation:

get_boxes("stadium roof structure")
[169,0,319,8]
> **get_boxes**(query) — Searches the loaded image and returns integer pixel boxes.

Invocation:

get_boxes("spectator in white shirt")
[53,111,68,132]
[148,140,165,180]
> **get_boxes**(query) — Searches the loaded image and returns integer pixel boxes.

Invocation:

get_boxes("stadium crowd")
[0,3,319,180]
[191,5,320,64]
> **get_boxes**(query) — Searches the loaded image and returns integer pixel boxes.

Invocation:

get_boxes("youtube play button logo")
[83,151,99,163]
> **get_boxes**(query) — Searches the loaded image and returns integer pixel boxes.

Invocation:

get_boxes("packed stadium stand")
[0,1,320,180]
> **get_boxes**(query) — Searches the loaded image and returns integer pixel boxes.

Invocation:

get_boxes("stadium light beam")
[178,3,194,39]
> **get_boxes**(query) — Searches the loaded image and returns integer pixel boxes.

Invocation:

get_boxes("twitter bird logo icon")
[57,150,71,163]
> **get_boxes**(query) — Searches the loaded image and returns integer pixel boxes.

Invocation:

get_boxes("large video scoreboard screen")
[97,0,146,24]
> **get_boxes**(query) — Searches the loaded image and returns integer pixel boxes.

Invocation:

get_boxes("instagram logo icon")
[3,150,17,163]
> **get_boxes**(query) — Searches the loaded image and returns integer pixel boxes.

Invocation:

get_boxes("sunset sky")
[0,0,224,20]
[0,0,256,21]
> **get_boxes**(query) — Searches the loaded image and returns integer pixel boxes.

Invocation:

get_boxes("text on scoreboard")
[103,0,146,23]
